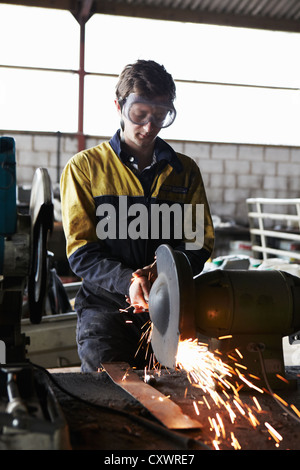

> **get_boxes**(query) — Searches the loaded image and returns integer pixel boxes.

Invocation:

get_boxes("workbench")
[48,364,300,453]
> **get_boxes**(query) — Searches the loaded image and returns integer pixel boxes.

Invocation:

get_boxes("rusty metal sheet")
[103,362,201,430]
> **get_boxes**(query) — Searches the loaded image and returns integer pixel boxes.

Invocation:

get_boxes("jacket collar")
[109,130,183,173]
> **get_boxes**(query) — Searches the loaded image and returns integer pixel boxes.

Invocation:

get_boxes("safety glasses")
[120,93,176,128]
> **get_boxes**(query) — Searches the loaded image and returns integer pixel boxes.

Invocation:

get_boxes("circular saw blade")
[28,168,53,324]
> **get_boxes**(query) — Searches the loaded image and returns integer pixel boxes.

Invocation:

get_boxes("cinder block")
[183,142,210,159]
[224,188,250,203]
[291,148,300,162]
[263,175,288,191]
[206,187,223,202]
[251,161,276,175]
[169,141,184,154]
[211,143,237,160]
[64,136,78,154]
[278,163,300,176]
[265,146,290,162]
[261,189,277,199]
[17,150,49,167]
[211,174,236,188]
[13,134,33,151]
[33,135,57,152]
[238,145,263,161]
[238,174,263,189]
[198,159,224,173]
[289,177,300,192]
[210,202,236,217]
[225,160,250,174]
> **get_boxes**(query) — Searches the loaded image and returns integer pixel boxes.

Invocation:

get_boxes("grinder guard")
[149,245,196,368]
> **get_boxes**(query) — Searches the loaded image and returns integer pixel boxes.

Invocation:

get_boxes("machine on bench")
[149,244,300,391]
[0,136,70,450]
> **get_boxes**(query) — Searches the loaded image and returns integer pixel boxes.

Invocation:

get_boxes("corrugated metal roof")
[93,0,300,31]
[3,0,300,31]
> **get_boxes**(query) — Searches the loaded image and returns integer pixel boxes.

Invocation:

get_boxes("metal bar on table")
[103,362,201,430]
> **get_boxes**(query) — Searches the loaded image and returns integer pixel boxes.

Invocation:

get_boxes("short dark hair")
[115,59,176,103]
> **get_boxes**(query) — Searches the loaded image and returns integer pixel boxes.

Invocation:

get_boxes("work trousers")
[76,304,153,372]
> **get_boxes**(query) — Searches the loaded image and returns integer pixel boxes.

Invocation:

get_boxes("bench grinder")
[149,244,300,390]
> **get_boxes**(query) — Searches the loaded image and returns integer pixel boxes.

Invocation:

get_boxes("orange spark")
[265,422,283,444]
[276,374,290,384]
[252,396,262,412]
[230,432,241,450]
[213,440,220,450]
[233,399,246,416]
[234,363,247,370]
[290,404,300,418]
[273,394,288,407]
[216,413,226,439]
[203,395,211,410]
[173,338,289,450]
[235,348,243,359]
[193,400,200,416]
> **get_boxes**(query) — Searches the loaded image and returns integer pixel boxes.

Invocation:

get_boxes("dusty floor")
[50,364,300,452]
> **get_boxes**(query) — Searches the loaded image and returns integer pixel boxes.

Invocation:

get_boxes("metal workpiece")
[103,362,201,430]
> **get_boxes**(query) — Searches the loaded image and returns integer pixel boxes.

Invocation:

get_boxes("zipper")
[144,161,170,265]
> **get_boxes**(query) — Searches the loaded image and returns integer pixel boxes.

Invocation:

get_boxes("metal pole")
[78,18,86,152]
[56,131,61,183]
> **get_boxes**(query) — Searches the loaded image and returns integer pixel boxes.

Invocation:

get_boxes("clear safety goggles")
[120,93,176,128]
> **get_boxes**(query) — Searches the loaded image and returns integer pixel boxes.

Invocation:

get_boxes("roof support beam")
[73,1,95,152]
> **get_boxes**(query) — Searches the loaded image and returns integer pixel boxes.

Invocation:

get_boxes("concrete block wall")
[0,132,79,188]
[1,131,300,225]
[170,140,300,224]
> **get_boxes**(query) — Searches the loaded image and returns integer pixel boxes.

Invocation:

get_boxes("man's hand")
[128,275,150,313]
[133,261,157,284]
[127,261,157,313]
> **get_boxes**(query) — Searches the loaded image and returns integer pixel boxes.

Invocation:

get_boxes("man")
[60,60,214,371]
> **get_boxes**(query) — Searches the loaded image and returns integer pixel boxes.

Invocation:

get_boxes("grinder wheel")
[148,244,196,368]
[28,168,53,324]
